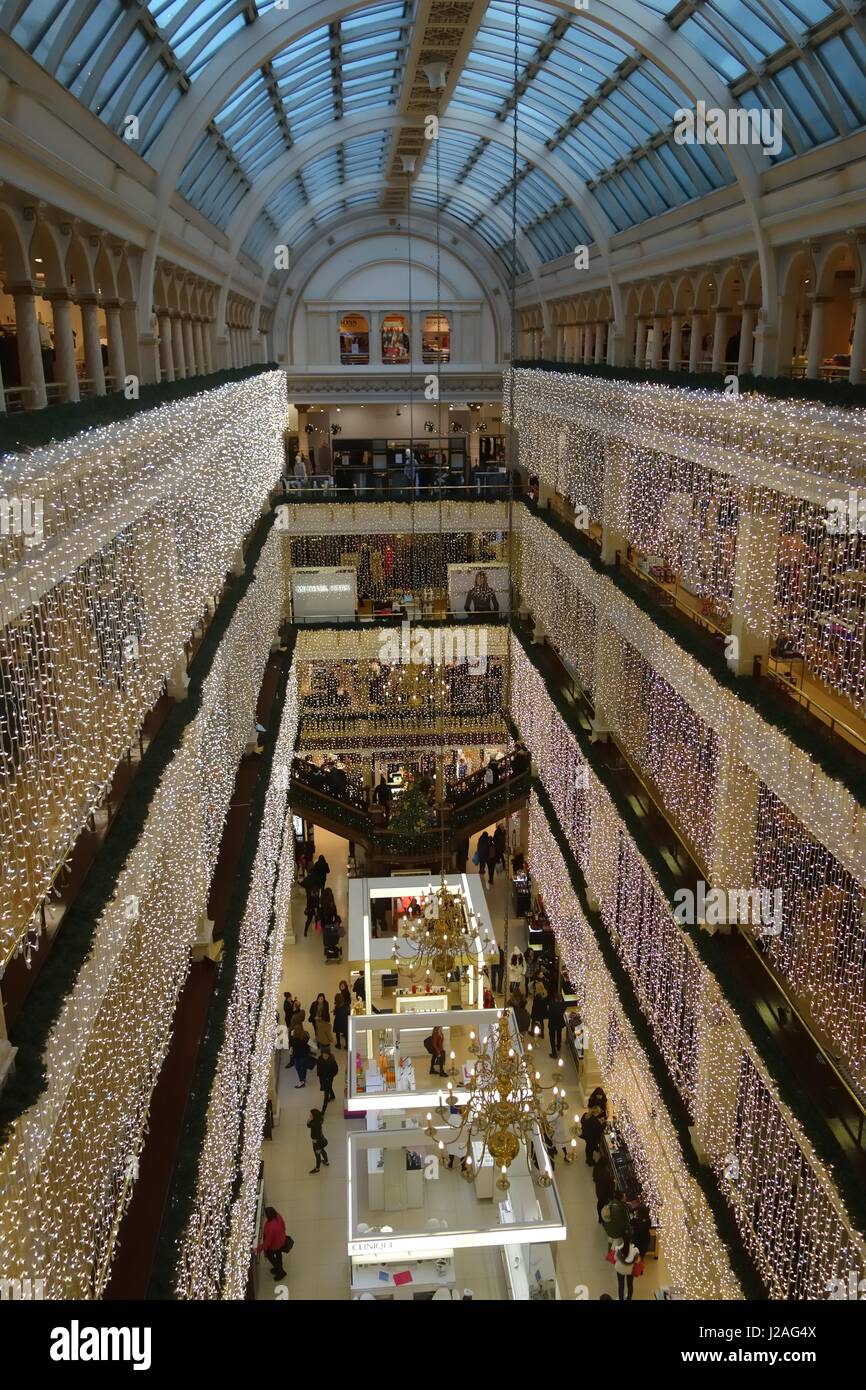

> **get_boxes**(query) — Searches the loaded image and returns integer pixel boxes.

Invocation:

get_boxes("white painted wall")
[290,232,499,369]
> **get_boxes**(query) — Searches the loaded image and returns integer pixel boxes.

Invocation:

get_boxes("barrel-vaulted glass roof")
[2,0,865,268]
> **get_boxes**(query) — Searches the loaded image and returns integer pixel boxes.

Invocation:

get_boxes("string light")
[512,640,866,1298]
[506,368,866,714]
[175,662,300,1301]
[0,527,289,1298]
[0,371,286,966]
[515,504,866,1083]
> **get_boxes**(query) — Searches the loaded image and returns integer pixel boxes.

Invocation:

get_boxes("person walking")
[493,821,507,871]
[530,982,548,1041]
[314,853,330,893]
[580,1104,604,1166]
[513,995,531,1036]
[373,775,393,823]
[507,949,526,996]
[548,994,567,1058]
[256,1206,289,1279]
[611,1235,640,1301]
[333,990,350,1048]
[282,990,295,1030]
[317,1046,339,1112]
[308,1108,329,1172]
[425,1025,447,1077]
[476,828,490,872]
[491,944,505,994]
[302,869,321,937]
[485,835,497,887]
[289,1023,312,1087]
[587,1086,608,1121]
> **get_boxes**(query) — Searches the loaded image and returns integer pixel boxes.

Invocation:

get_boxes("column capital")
[5,281,41,297]
[42,288,75,303]
[76,294,102,308]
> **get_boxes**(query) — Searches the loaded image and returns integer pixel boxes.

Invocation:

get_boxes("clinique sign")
[351,1239,397,1255]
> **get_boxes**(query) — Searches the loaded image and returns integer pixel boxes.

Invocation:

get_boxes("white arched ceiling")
[273,213,513,363]
[5,0,864,319]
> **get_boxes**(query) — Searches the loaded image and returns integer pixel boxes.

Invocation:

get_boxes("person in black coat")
[317,1047,339,1111]
[333,991,350,1048]
[513,996,531,1035]
[530,984,548,1040]
[547,995,567,1058]
[307,1108,329,1172]
[309,993,330,1028]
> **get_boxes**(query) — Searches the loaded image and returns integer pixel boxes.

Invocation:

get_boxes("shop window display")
[339,312,370,366]
[422,313,450,364]
[382,313,410,364]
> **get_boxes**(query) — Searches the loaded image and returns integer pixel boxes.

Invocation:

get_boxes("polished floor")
[257,824,670,1301]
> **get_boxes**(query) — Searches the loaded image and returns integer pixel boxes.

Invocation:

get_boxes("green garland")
[510,625,866,1239]
[0,364,279,455]
[148,629,298,1300]
[0,509,278,1146]
[514,359,866,409]
[522,498,866,806]
[526,772,765,1298]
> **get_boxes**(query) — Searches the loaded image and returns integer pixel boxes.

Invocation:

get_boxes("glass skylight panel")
[816,31,866,125]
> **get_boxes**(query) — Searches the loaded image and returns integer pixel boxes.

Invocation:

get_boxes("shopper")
[530,982,548,1041]
[611,1235,640,1301]
[507,949,526,995]
[548,994,567,1058]
[352,974,366,1005]
[476,829,490,870]
[513,995,531,1036]
[425,1025,447,1077]
[317,1046,339,1111]
[455,835,470,873]
[290,1023,312,1087]
[289,1000,305,1032]
[319,886,338,927]
[308,1108,329,1172]
[485,835,497,887]
[309,992,330,1029]
[601,1188,632,1241]
[629,1198,652,1260]
[333,991,350,1048]
[493,821,507,870]
[314,853,330,892]
[587,1086,609,1122]
[593,1158,616,1225]
[282,990,295,1030]
[464,571,500,614]
[373,775,393,822]
[491,945,505,994]
[580,1105,604,1166]
[483,985,496,1010]
[256,1206,289,1279]
[301,871,321,937]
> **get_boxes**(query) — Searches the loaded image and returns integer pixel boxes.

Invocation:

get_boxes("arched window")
[339,313,370,365]
[422,313,450,364]
[381,313,410,364]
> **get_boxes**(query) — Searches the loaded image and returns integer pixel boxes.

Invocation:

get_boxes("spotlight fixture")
[423,62,448,89]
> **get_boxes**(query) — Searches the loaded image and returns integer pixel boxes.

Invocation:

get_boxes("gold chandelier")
[425,1010,566,1191]
[394,877,492,982]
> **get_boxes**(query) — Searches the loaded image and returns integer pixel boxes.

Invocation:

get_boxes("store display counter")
[351,1255,456,1298]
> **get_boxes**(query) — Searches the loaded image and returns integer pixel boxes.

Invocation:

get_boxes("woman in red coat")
[256,1206,288,1279]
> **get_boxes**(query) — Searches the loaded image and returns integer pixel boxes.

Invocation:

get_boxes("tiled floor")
[256,824,670,1301]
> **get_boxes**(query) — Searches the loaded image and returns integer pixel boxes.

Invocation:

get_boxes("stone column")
[727,501,780,675]
[737,305,757,376]
[203,321,214,374]
[104,301,126,390]
[688,312,704,372]
[594,322,605,363]
[193,318,206,375]
[806,296,829,379]
[166,652,190,701]
[171,313,187,378]
[849,293,866,385]
[10,286,48,409]
[649,315,664,369]
[634,317,648,368]
[711,307,730,373]
[183,316,196,376]
[157,311,174,381]
[668,313,683,371]
[79,297,106,395]
[47,293,80,403]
